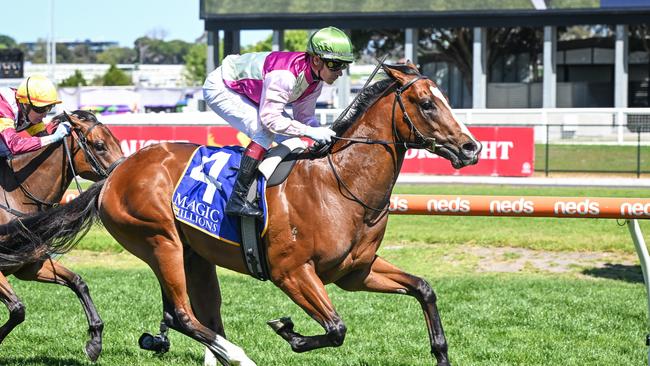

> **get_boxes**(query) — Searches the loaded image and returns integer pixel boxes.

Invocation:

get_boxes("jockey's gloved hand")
[39,122,72,146]
[57,122,72,135]
[304,126,336,145]
[52,122,72,141]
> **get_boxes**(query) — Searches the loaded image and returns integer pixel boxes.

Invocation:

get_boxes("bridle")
[12,113,124,211]
[67,117,124,179]
[325,66,443,214]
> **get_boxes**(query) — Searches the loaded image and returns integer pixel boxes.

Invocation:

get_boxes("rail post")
[627,219,650,365]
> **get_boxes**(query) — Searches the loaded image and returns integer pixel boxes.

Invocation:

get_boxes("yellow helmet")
[16,75,62,107]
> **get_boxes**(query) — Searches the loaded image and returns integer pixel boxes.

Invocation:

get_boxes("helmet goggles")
[324,59,349,72]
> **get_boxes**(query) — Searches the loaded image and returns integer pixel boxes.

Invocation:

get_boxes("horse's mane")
[51,109,99,124]
[330,64,421,136]
[331,78,394,135]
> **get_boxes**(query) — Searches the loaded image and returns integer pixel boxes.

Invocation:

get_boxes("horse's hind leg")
[145,235,254,366]
[14,259,104,362]
[184,247,225,366]
[0,271,25,345]
[268,264,347,353]
[335,256,450,366]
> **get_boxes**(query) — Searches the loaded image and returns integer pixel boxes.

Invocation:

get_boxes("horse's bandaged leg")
[204,346,217,366]
[211,335,256,366]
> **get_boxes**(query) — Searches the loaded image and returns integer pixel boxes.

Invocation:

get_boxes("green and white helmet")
[306,26,354,63]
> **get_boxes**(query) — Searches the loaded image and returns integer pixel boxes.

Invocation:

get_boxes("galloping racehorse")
[0,64,480,365]
[0,110,123,361]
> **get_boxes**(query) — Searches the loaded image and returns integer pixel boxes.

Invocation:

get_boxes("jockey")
[0,75,71,158]
[203,26,354,217]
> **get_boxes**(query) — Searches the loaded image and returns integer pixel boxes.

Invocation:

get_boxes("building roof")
[200,0,650,30]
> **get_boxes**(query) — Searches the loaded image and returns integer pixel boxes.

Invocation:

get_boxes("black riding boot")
[225,155,263,217]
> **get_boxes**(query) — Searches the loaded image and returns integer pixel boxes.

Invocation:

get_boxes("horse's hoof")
[435,359,451,366]
[267,317,293,333]
[84,339,102,362]
[138,332,170,354]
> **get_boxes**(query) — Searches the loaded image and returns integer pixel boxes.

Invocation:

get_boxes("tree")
[418,28,473,90]
[487,27,543,83]
[0,34,17,49]
[184,43,207,85]
[97,47,137,64]
[59,70,88,87]
[241,30,309,53]
[351,29,405,63]
[135,36,192,64]
[102,64,132,86]
[283,30,309,52]
[19,39,47,63]
[55,43,74,63]
[70,44,97,63]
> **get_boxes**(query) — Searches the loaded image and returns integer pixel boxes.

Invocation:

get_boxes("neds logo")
[389,197,408,212]
[426,197,470,213]
[620,202,650,217]
[554,200,600,215]
[489,198,534,214]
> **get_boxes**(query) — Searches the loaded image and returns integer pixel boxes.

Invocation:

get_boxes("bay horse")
[0,63,480,365]
[0,110,123,362]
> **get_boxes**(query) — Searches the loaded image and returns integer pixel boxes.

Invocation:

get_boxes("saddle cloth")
[172,145,269,246]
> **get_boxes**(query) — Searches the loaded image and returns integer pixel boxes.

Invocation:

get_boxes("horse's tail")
[0,180,105,269]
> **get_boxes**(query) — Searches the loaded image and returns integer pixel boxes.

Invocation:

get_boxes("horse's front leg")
[268,264,347,353]
[335,255,450,366]
[14,259,104,362]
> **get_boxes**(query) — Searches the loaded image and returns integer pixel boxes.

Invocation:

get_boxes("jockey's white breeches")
[203,67,286,149]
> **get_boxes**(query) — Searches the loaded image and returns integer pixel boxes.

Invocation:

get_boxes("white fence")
[98,107,650,145]
[315,107,650,144]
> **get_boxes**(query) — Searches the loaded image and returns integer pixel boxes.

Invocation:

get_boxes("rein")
[11,116,123,212]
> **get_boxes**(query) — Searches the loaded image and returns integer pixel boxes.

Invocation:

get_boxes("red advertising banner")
[401,127,535,177]
[109,125,245,156]
[108,125,534,177]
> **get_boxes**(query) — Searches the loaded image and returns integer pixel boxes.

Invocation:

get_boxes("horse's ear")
[62,111,81,128]
[382,63,417,86]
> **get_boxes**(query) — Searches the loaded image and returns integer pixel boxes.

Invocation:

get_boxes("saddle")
[172,138,306,281]
[241,138,306,280]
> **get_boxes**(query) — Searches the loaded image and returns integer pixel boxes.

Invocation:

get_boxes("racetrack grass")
[535,144,650,174]
[2,184,648,365]
[0,249,645,366]
[75,184,650,254]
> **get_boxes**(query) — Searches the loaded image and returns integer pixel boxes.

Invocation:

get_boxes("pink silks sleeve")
[0,127,43,155]
[258,70,311,137]
[292,82,323,127]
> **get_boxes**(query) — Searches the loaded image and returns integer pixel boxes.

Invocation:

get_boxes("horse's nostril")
[462,141,480,156]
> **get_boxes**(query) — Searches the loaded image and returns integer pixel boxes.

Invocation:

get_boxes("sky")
[1,0,269,47]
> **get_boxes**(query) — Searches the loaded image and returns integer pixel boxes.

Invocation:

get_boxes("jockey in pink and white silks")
[203,26,354,217]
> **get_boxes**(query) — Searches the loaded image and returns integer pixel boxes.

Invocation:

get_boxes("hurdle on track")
[389,194,650,365]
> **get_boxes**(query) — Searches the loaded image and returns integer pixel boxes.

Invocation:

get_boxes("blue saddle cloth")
[172,145,268,246]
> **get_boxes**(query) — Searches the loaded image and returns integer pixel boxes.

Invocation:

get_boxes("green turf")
[1,257,645,366]
[2,182,649,365]
[535,144,650,173]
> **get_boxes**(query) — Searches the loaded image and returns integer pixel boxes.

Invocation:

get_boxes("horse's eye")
[94,141,106,151]
[420,100,434,110]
